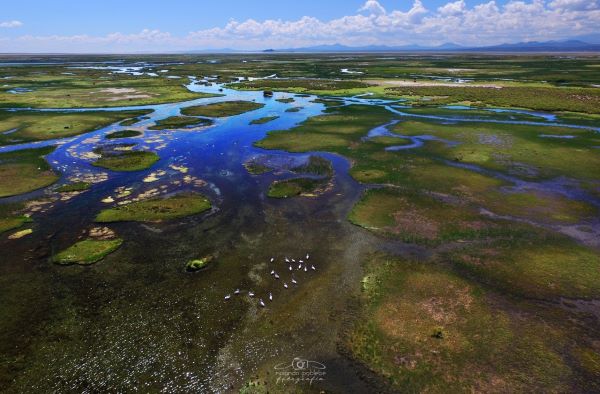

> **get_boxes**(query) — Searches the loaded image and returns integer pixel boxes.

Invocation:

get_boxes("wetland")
[0,53,599,393]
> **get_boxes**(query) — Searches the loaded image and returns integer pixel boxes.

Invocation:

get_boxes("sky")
[0,0,599,53]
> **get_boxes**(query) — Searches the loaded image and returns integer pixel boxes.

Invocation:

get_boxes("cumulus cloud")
[549,0,600,11]
[0,20,23,28]
[359,0,387,15]
[1,0,600,52]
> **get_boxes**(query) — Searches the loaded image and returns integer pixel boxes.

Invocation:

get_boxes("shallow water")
[1,76,599,392]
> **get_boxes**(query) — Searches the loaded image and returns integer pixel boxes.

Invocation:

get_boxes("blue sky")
[1,0,599,52]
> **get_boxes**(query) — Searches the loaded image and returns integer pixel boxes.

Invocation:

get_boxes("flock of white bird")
[224,253,316,308]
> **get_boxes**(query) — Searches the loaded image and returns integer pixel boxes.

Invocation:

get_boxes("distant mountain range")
[185,37,600,54]
[263,40,600,53]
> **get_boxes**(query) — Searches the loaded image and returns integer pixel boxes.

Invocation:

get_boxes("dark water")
[1,79,599,392]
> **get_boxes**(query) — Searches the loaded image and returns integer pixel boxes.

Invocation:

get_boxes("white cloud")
[1,1,600,52]
[550,0,600,11]
[359,0,387,15]
[438,0,467,16]
[0,20,23,28]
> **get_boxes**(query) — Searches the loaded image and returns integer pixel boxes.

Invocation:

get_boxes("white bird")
[285,257,290,263]
[224,294,231,300]
[259,299,266,307]
[284,282,288,289]
[304,266,308,272]
[270,257,274,263]
[299,260,304,263]
[249,291,255,297]
[306,253,310,259]
[274,273,280,279]
[292,259,296,263]
[291,278,297,284]
[311,265,316,271]
[289,265,292,271]
[270,270,275,275]
[269,292,273,301]
[298,264,302,269]
[234,289,240,294]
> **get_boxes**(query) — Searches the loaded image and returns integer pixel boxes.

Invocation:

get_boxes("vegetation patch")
[52,238,123,265]
[55,182,91,193]
[243,159,272,175]
[186,256,214,272]
[0,146,59,197]
[347,255,573,393]
[181,100,264,117]
[105,129,142,139]
[95,193,211,223]
[291,155,333,176]
[448,235,600,300]
[0,109,152,146]
[148,116,213,130]
[250,116,279,125]
[392,120,600,182]
[92,150,159,172]
[267,177,328,198]
[349,187,505,244]
[275,98,294,103]
[385,85,600,114]
[232,79,372,94]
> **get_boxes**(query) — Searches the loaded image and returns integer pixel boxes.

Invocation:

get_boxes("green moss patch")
[52,238,123,265]
[96,193,211,223]
[92,150,159,172]
[186,256,213,272]
[181,100,264,117]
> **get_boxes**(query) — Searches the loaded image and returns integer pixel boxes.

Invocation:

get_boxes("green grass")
[249,116,279,125]
[52,238,123,265]
[448,235,600,300]
[392,119,600,181]
[291,155,333,176]
[95,193,211,223]
[181,100,264,117]
[347,255,574,392]
[92,150,159,172]
[275,98,294,103]
[385,85,600,114]
[243,160,272,175]
[0,109,152,146]
[0,75,217,109]
[399,106,548,122]
[105,129,142,139]
[257,104,396,152]
[267,177,327,198]
[349,187,508,244]
[231,79,372,94]
[0,146,59,197]
[148,116,213,130]
[55,182,91,193]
